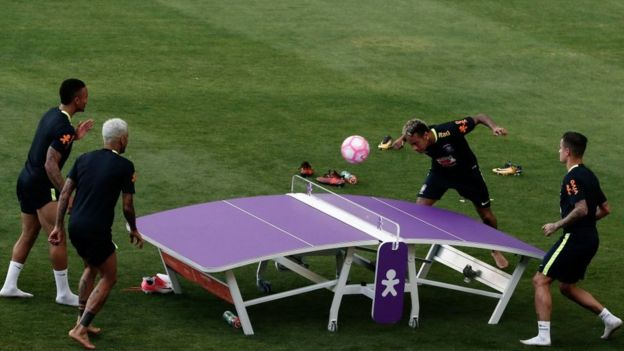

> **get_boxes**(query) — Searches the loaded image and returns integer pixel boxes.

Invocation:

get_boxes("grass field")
[1,1,623,350]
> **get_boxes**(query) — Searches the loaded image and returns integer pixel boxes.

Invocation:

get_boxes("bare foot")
[69,326,96,349]
[491,251,509,269]
[76,316,102,335]
[87,325,102,335]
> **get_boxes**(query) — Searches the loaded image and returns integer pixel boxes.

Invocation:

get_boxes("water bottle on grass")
[223,310,241,328]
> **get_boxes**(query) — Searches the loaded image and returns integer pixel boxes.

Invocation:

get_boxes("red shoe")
[299,161,314,177]
[316,170,345,186]
[141,274,173,294]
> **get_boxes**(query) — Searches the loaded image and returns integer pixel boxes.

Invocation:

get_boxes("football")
[341,135,370,164]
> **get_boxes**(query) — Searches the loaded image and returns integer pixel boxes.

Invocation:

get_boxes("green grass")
[1,0,623,350]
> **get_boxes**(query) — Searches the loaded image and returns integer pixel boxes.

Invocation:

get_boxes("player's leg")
[416,171,445,206]
[473,207,508,269]
[0,212,41,298]
[416,197,437,206]
[69,252,117,349]
[534,273,554,321]
[37,201,78,306]
[559,253,622,340]
[456,171,508,269]
[520,272,553,346]
[560,283,622,339]
[75,261,101,335]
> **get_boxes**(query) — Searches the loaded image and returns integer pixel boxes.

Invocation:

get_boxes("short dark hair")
[403,118,429,137]
[59,78,86,105]
[562,131,587,157]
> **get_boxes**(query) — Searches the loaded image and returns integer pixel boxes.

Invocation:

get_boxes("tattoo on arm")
[123,193,137,231]
[556,200,588,229]
[45,147,65,191]
[55,179,75,227]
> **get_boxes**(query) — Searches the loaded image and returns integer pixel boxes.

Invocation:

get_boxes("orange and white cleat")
[492,161,523,176]
[378,135,393,150]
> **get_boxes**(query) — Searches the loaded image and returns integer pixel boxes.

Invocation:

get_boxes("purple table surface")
[137,195,379,272]
[344,195,544,259]
[137,194,544,272]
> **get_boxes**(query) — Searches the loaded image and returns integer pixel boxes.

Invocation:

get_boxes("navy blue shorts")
[16,173,58,214]
[539,231,599,284]
[418,167,491,208]
[69,222,116,267]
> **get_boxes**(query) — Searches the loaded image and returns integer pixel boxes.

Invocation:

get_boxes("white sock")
[599,308,612,321]
[3,261,24,290]
[0,261,33,297]
[54,269,78,306]
[538,321,551,340]
[53,269,71,296]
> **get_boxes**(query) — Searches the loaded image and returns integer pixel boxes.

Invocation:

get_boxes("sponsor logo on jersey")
[435,155,457,167]
[438,130,451,138]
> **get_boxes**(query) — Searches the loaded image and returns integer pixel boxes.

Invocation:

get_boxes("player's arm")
[122,193,143,248]
[44,146,65,191]
[542,199,588,236]
[392,135,406,149]
[48,178,76,246]
[596,201,611,221]
[74,119,95,140]
[472,113,508,136]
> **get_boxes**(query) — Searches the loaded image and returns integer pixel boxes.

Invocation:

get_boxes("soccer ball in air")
[341,135,370,164]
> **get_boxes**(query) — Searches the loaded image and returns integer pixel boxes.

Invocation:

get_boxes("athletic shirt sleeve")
[451,117,476,136]
[431,117,476,139]
[49,123,76,153]
[121,161,136,194]
[563,168,607,206]
[563,172,584,206]
[561,166,606,230]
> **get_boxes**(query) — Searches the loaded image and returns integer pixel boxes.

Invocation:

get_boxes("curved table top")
[137,194,544,272]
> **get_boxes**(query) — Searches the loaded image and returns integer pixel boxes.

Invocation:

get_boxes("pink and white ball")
[341,135,370,164]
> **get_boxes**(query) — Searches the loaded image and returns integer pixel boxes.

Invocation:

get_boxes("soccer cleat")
[339,170,358,185]
[299,161,314,177]
[492,161,523,176]
[601,315,622,339]
[316,170,345,186]
[141,274,173,294]
[378,135,393,150]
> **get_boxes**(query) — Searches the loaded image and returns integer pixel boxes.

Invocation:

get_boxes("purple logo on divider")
[372,241,407,324]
